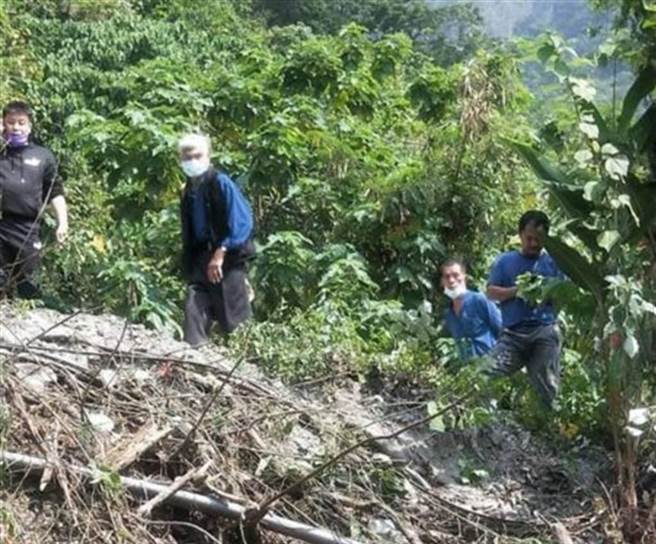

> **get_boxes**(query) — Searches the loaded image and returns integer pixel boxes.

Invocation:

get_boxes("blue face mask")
[5,132,29,148]
[181,158,210,178]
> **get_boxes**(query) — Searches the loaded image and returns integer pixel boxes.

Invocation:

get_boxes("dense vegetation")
[1,0,655,539]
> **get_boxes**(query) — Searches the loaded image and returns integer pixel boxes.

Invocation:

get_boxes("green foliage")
[514,34,656,532]
[591,0,656,66]
[5,0,530,406]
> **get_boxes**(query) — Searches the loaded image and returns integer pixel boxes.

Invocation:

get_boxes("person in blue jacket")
[177,133,255,346]
[441,258,502,362]
[485,210,565,408]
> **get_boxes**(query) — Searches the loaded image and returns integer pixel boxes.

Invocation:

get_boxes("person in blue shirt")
[485,210,564,408]
[442,258,502,362]
[178,134,255,346]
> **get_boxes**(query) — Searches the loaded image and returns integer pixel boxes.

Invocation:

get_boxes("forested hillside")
[476,0,604,39]
[1,0,655,542]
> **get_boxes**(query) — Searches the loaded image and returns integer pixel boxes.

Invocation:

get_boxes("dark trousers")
[0,218,41,299]
[483,323,562,408]
[183,250,252,347]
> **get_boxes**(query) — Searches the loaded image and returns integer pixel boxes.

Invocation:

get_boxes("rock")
[98,369,119,388]
[16,363,57,394]
[368,518,402,541]
[87,411,115,434]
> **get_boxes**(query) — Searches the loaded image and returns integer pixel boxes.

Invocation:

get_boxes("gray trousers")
[483,323,562,408]
[182,251,252,347]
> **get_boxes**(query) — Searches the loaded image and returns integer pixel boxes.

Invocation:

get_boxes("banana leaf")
[510,140,593,219]
[618,66,656,134]
[629,103,656,153]
[545,236,605,300]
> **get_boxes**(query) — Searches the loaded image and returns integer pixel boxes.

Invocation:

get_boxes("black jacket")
[0,143,63,220]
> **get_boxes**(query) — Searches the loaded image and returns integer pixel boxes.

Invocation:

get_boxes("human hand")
[206,249,225,284]
[55,221,69,244]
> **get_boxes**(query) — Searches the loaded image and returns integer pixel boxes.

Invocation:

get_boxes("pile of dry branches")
[0,307,604,543]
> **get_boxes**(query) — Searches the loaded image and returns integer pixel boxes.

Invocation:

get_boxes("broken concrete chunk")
[87,412,115,434]
[368,518,401,541]
[17,364,57,394]
[99,369,119,388]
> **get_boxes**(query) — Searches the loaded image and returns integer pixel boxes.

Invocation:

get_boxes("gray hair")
[177,133,211,154]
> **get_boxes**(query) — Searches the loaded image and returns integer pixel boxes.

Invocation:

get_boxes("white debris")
[628,408,650,426]
[87,411,115,434]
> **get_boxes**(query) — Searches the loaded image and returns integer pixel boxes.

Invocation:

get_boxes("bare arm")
[50,195,69,243]
[487,284,518,302]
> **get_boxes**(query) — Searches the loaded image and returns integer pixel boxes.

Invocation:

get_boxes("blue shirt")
[444,290,503,361]
[488,250,564,329]
[189,172,253,250]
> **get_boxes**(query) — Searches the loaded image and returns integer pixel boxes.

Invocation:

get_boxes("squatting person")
[441,258,502,362]
[485,210,565,408]
[0,100,68,298]
[178,133,255,346]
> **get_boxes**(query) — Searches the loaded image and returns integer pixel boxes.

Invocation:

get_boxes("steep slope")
[1,305,609,543]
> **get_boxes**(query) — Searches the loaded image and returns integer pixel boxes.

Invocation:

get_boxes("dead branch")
[102,423,173,471]
[1,449,363,544]
[138,460,212,517]
[169,354,245,460]
[552,521,574,544]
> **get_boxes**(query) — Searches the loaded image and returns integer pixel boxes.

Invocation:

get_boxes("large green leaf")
[629,103,656,152]
[541,277,596,319]
[618,66,656,134]
[510,140,593,219]
[624,177,656,235]
[545,236,605,300]
[568,223,602,254]
[510,139,569,184]
[580,99,613,144]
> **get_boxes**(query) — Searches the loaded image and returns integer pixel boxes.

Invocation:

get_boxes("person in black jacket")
[0,101,68,298]
[178,133,255,346]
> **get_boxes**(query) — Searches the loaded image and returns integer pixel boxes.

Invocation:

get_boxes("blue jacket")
[444,290,502,361]
[180,167,254,277]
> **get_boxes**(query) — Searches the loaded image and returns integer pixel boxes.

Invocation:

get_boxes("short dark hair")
[518,210,550,233]
[2,100,33,121]
[440,257,467,274]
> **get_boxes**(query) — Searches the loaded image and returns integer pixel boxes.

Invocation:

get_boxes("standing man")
[441,258,502,362]
[485,210,564,408]
[0,101,68,298]
[178,133,255,346]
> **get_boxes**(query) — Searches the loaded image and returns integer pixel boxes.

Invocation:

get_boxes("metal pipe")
[1,450,361,544]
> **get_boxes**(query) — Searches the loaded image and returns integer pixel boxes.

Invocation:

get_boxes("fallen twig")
[551,521,574,544]
[138,460,212,517]
[102,423,173,471]
[169,354,245,460]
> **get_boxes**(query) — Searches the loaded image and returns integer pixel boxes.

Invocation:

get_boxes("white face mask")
[444,284,467,300]
[180,158,210,178]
